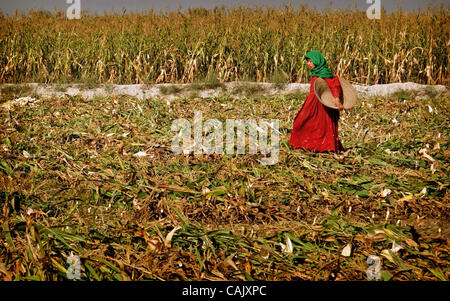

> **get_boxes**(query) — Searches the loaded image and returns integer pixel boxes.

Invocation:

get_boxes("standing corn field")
[0,5,448,85]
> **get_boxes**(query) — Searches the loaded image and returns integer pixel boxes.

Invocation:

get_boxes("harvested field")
[0,84,448,281]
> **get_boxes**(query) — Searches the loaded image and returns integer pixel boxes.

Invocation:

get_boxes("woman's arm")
[334,98,344,110]
[328,77,344,111]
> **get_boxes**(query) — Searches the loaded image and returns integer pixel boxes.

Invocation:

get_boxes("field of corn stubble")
[0,5,449,281]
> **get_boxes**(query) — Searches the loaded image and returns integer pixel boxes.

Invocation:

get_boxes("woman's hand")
[334,98,344,111]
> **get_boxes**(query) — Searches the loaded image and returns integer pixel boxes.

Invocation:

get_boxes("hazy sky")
[0,0,447,16]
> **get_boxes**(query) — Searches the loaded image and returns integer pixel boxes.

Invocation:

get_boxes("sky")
[0,0,447,16]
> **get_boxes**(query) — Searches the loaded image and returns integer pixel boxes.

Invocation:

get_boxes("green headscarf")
[304,50,335,78]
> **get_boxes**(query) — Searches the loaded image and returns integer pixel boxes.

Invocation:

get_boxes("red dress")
[289,76,344,153]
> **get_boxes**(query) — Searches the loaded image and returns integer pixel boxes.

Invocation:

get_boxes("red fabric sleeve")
[325,76,342,99]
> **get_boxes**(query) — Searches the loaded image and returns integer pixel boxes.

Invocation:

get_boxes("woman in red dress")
[289,50,344,153]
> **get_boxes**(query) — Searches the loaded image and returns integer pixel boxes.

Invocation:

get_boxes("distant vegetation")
[0,5,448,85]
